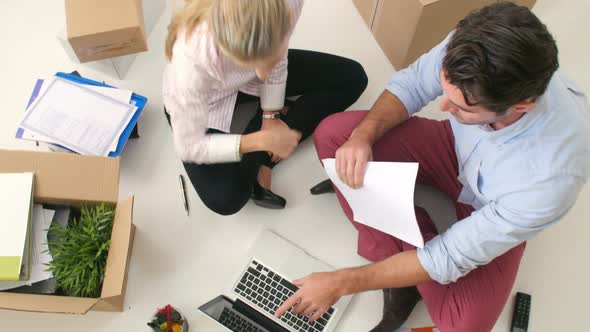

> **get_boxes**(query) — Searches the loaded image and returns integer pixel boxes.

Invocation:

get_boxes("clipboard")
[16,72,148,157]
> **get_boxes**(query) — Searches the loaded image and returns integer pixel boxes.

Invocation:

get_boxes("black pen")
[179,174,189,216]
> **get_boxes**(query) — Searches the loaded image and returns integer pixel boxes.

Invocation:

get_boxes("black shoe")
[251,182,286,209]
[369,287,422,332]
[309,179,335,195]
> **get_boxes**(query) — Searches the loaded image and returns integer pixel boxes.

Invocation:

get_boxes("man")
[275,3,590,332]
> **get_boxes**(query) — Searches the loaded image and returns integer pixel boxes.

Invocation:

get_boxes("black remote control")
[511,292,531,332]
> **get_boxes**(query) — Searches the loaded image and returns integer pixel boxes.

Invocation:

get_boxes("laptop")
[196,229,353,332]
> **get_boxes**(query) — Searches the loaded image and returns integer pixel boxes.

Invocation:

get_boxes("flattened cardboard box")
[0,150,135,314]
[66,0,148,63]
[353,0,537,69]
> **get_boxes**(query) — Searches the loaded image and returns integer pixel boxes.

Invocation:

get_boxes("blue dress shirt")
[387,34,590,284]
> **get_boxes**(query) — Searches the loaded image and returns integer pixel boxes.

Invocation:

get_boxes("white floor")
[0,1,588,331]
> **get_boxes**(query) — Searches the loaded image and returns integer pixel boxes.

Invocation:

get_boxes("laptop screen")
[199,295,289,332]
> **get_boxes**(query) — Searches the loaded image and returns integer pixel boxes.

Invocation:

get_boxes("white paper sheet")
[0,173,34,267]
[19,82,133,153]
[0,205,54,291]
[322,158,424,248]
[18,77,136,156]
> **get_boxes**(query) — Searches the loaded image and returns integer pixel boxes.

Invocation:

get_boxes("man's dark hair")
[443,2,559,113]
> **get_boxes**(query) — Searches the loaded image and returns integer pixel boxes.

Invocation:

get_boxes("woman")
[163,0,367,215]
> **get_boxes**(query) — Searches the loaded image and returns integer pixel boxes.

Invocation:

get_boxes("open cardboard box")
[353,0,537,69]
[0,150,135,314]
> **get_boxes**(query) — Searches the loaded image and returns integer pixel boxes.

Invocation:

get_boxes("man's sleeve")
[386,34,451,115]
[417,174,585,284]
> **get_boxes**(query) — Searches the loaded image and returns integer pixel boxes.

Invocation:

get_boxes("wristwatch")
[262,113,281,120]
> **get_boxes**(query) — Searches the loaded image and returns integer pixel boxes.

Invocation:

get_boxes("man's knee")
[313,113,344,145]
[437,315,497,332]
[313,111,367,158]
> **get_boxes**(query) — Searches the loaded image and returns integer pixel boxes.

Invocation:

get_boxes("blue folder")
[16,72,148,157]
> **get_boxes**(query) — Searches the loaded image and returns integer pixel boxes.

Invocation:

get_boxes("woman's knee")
[201,192,249,216]
[192,179,251,216]
[349,59,368,96]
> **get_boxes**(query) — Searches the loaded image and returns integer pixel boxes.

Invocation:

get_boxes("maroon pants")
[314,111,526,332]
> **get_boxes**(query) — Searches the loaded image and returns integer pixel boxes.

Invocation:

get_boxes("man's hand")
[275,272,346,322]
[332,90,411,188]
[274,252,431,323]
[335,134,373,189]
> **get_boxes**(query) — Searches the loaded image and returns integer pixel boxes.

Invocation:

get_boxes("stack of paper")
[0,205,62,292]
[0,173,34,281]
[322,159,424,248]
[16,76,136,156]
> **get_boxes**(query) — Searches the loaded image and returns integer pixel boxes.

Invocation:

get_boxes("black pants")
[172,49,367,215]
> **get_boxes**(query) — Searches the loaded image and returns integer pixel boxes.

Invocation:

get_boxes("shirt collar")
[479,95,547,145]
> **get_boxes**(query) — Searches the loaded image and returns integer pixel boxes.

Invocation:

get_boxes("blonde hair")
[165,0,291,62]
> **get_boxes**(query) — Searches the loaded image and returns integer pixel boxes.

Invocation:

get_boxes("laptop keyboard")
[233,260,336,332]
[219,307,267,332]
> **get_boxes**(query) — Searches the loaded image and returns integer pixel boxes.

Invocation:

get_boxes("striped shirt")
[163,0,305,164]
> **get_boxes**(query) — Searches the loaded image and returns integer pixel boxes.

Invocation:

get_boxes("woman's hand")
[262,114,300,162]
[261,118,301,161]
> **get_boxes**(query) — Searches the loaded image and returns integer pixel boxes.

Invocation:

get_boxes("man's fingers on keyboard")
[275,294,300,317]
[310,308,325,322]
[292,299,310,315]
[302,305,317,317]
[292,278,304,286]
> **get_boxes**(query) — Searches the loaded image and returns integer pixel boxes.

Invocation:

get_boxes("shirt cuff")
[260,82,286,111]
[207,134,242,163]
[416,245,443,283]
[417,235,464,285]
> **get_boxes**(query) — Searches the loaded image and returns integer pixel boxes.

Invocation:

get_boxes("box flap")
[512,0,536,8]
[372,0,423,69]
[0,150,120,204]
[66,0,142,38]
[0,293,98,314]
[420,0,440,5]
[101,196,134,298]
[406,0,496,68]
[352,0,381,27]
[422,0,536,7]
[93,294,125,312]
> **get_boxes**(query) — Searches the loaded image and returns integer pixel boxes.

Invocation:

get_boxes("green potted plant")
[46,203,115,298]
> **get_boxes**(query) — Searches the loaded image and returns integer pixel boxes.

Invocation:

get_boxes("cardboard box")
[0,150,135,314]
[58,0,165,79]
[353,0,537,69]
[66,0,148,63]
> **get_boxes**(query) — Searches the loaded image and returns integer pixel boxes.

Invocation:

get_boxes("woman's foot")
[257,165,272,190]
[251,166,286,209]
